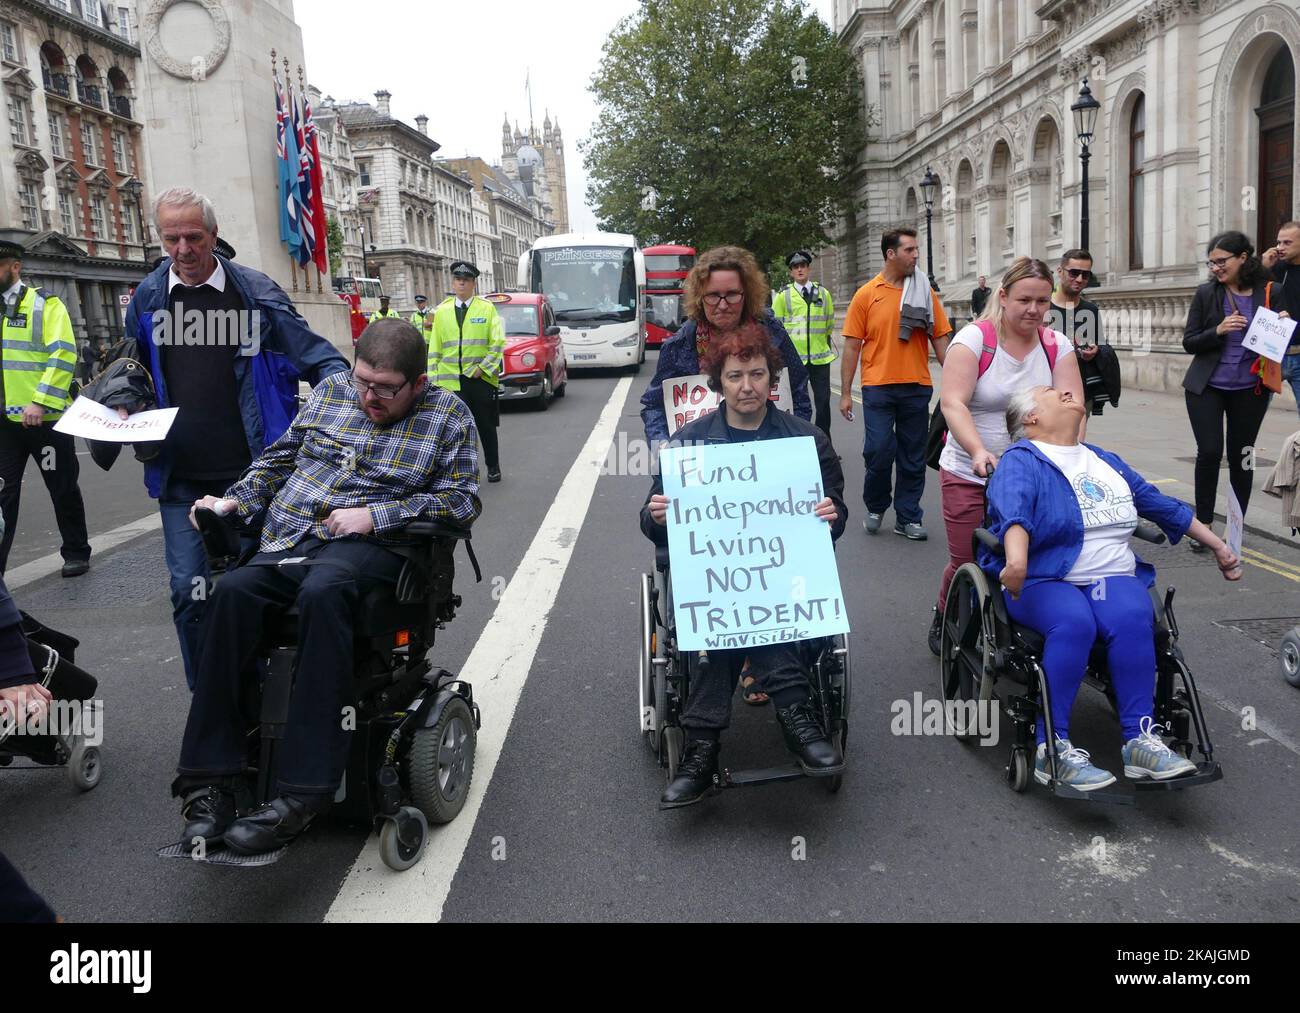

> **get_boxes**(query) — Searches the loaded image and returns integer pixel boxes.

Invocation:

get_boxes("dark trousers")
[1184,386,1271,524]
[860,382,931,523]
[176,538,405,798]
[682,642,811,733]
[456,375,499,472]
[807,362,832,440]
[0,423,90,573]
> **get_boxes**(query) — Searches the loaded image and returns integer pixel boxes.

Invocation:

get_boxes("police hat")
[0,240,25,263]
[415,294,428,302]
[214,237,237,260]
[450,261,480,279]
[786,250,813,268]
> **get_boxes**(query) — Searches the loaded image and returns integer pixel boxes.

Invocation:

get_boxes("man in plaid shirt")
[172,320,481,855]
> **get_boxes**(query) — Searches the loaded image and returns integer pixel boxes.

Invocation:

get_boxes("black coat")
[1182,278,1289,395]
[640,404,847,546]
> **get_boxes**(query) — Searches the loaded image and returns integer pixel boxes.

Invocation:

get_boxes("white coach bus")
[518,232,647,372]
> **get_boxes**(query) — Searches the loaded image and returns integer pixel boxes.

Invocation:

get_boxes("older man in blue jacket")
[120,187,348,689]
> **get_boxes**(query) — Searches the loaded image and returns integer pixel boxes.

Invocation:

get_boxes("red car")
[489,293,569,409]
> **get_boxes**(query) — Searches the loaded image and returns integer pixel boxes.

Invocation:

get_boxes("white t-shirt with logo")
[1031,441,1138,584]
[939,324,1073,485]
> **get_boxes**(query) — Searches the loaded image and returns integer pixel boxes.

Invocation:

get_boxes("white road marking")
[1211,697,1300,758]
[5,511,162,590]
[325,377,635,922]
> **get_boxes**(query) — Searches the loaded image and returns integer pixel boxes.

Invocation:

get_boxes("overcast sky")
[296,0,836,233]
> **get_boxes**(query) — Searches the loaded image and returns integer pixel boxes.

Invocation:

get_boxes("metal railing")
[76,81,103,108]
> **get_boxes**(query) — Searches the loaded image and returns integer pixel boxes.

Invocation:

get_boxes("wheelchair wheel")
[67,740,101,792]
[939,565,995,743]
[639,573,656,741]
[410,698,476,825]
[1006,747,1031,793]
[1281,630,1300,688]
[379,806,428,872]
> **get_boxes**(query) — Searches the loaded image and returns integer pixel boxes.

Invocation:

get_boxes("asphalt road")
[2,354,1299,922]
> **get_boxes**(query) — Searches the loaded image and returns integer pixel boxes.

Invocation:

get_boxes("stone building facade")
[445,155,547,290]
[501,112,570,234]
[0,0,153,367]
[471,189,497,294]
[309,86,363,282]
[431,160,475,297]
[831,0,1299,395]
[336,90,444,311]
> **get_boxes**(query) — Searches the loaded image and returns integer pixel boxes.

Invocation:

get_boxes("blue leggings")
[1004,576,1155,744]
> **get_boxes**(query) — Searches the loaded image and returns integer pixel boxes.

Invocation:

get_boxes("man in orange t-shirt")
[838,228,951,540]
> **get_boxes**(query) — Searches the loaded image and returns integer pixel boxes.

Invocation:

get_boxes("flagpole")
[273,48,295,288]
[297,63,321,294]
[283,56,300,292]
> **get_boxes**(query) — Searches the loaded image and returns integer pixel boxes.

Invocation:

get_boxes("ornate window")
[59,191,76,235]
[1,21,19,64]
[1128,94,1145,269]
[18,182,40,230]
[81,120,101,165]
[111,128,126,170]
[90,196,107,239]
[8,91,31,146]
[48,111,67,157]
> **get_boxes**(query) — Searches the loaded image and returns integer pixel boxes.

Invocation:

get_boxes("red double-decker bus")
[642,244,695,347]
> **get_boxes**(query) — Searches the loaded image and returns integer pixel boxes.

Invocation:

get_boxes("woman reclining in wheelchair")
[982,385,1241,790]
[641,323,847,808]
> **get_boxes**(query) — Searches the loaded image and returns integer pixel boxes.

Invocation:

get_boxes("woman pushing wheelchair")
[981,385,1240,791]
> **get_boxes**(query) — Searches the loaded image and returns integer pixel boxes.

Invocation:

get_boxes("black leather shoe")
[181,786,237,844]
[222,795,323,854]
[775,700,845,775]
[928,606,943,657]
[659,738,721,809]
[60,559,90,578]
[487,468,502,483]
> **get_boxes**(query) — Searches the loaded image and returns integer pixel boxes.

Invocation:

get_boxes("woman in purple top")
[1182,231,1291,545]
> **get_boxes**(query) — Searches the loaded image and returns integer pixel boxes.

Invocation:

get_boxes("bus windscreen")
[533,246,637,324]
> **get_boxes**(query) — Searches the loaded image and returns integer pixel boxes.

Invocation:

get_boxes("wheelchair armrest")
[194,507,244,564]
[1133,522,1167,545]
[401,519,472,540]
[974,527,1005,557]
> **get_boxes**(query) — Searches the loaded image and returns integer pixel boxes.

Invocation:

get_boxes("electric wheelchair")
[938,523,1221,804]
[0,612,101,792]
[162,508,482,870]
[638,546,851,794]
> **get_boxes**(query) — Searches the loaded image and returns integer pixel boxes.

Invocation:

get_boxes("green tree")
[583,0,869,270]
[325,214,344,279]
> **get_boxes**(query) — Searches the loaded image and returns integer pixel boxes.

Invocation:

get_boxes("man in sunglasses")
[1046,249,1116,419]
[177,319,481,853]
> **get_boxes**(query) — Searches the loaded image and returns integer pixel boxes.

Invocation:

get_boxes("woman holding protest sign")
[1182,231,1292,547]
[640,245,814,703]
[927,257,1083,655]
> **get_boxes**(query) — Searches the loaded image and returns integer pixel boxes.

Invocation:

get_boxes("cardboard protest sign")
[1242,306,1297,364]
[661,373,794,438]
[1225,486,1243,566]
[659,436,849,650]
[54,396,178,442]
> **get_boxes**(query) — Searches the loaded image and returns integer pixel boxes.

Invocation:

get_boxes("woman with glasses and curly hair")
[1182,230,1292,546]
[639,245,812,446]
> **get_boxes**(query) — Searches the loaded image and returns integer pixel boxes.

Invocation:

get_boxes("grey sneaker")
[895,521,927,541]
[1034,737,1117,791]
[863,512,883,535]
[1122,718,1197,781]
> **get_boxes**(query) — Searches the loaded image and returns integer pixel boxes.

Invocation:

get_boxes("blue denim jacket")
[639,312,812,443]
[979,440,1194,589]
[123,256,349,499]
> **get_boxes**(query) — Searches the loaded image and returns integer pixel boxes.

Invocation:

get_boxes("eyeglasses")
[350,375,409,400]
[702,291,745,308]
[1207,255,1243,269]
[1063,268,1091,279]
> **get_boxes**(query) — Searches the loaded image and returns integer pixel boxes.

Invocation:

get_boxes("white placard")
[661,373,793,437]
[1241,306,1297,364]
[54,396,177,442]
[1225,486,1244,564]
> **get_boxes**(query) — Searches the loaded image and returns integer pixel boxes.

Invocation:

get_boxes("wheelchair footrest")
[1046,781,1135,806]
[722,763,807,788]
[1131,761,1222,791]
[156,841,288,867]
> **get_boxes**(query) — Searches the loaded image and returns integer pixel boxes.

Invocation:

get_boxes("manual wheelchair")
[637,547,851,794]
[172,508,482,869]
[938,523,1221,804]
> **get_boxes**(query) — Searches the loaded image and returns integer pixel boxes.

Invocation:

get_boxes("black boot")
[775,700,845,776]
[222,795,325,854]
[180,786,236,844]
[659,738,721,810]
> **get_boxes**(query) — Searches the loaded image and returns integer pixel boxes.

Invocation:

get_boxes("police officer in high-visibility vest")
[369,294,401,324]
[772,250,836,440]
[0,241,91,577]
[409,294,434,341]
[429,260,505,482]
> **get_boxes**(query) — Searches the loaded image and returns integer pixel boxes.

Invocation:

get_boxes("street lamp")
[920,165,940,292]
[121,177,146,264]
[1071,77,1101,253]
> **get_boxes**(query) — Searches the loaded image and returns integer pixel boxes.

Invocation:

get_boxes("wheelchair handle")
[1133,522,1167,545]
[974,527,1005,557]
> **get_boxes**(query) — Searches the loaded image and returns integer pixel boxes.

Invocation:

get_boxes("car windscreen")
[497,304,539,337]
